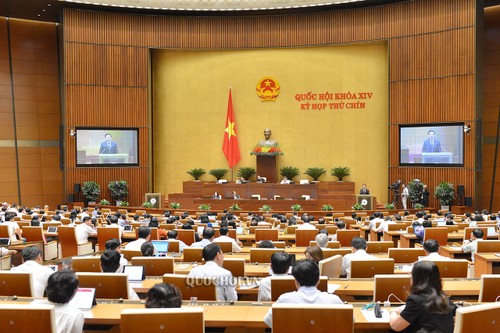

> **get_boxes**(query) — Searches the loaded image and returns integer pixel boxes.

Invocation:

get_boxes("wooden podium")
[256,155,278,183]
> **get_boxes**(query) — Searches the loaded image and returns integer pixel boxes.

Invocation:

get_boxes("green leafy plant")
[99,199,110,205]
[414,203,424,209]
[291,204,302,212]
[330,167,350,181]
[108,180,129,201]
[434,182,455,206]
[209,168,229,181]
[408,179,424,205]
[118,201,129,207]
[304,167,326,181]
[321,204,334,211]
[385,203,395,209]
[237,167,256,181]
[352,203,365,210]
[169,202,181,209]
[279,166,300,180]
[259,204,272,212]
[187,168,206,180]
[229,203,242,211]
[81,181,100,202]
[198,203,211,211]
[142,201,154,208]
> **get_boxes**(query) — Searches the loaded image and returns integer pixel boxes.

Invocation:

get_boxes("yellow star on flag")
[225,120,236,139]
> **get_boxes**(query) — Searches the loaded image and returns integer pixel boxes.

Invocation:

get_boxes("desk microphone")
[384,293,404,307]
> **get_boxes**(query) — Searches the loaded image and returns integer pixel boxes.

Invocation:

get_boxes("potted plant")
[99,199,110,205]
[291,204,302,212]
[414,203,424,209]
[385,203,395,210]
[279,166,300,181]
[198,203,211,211]
[169,202,181,209]
[408,179,424,207]
[187,168,206,181]
[321,204,334,211]
[118,201,129,207]
[142,201,154,208]
[259,204,272,213]
[229,203,242,211]
[108,180,129,205]
[237,167,256,181]
[304,167,326,182]
[434,182,455,210]
[209,168,229,181]
[330,166,350,181]
[81,181,100,204]
[352,203,365,210]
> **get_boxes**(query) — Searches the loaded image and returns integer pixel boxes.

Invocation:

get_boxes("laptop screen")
[236,227,244,235]
[123,225,133,232]
[151,240,169,253]
[123,265,145,281]
[0,238,10,245]
[47,226,58,233]
[68,288,96,310]
[436,221,446,227]
[487,227,496,236]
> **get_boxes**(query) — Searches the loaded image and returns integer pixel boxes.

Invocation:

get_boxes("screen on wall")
[399,123,464,167]
[75,128,139,167]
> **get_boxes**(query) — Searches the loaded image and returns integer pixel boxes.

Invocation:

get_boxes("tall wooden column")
[256,155,278,183]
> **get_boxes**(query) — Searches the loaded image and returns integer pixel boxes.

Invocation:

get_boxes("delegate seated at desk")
[98,133,119,154]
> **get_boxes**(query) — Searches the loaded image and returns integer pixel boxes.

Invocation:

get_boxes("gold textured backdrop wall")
[63,0,478,208]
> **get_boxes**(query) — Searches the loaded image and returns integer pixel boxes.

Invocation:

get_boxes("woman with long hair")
[390,261,456,332]
[304,246,324,264]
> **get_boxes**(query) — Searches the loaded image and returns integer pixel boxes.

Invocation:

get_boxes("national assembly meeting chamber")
[1,0,500,332]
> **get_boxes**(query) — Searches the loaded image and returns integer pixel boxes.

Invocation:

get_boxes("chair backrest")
[183,247,204,262]
[249,225,271,234]
[373,274,411,302]
[57,226,79,257]
[131,257,174,276]
[149,227,159,241]
[97,227,121,250]
[76,272,130,299]
[476,240,500,252]
[176,230,196,246]
[222,258,245,277]
[295,229,319,247]
[121,308,204,333]
[366,241,394,253]
[271,276,328,301]
[256,241,286,248]
[388,248,426,263]
[72,256,102,272]
[121,249,143,261]
[272,304,353,333]
[249,248,285,263]
[350,259,395,278]
[21,226,47,243]
[433,259,469,278]
[255,229,279,242]
[0,271,33,297]
[479,274,500,302]
[0,304,56,332]
[388,223,406,231]
[309,241,340,249]
[454,302,500,333]
[318,254,342,278]
[463,227,488,241]
[285,225,298,234]
[163,274,216,300]
[227,229,237,240]
[423,227,448,246]
[166,240,180,253]
[212,241,233,253]
[336,230,361,247]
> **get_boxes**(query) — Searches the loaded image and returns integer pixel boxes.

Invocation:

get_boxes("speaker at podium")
[357,195,373,210]
[145,193,164,208]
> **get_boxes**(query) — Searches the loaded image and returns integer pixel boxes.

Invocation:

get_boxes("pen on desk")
[344,285,349,289]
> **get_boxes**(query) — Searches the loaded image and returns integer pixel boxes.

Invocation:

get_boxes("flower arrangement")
[250,143,284,156]
[291,204,302,212]
[99,199,110,205]
[385,203,395,209]
[259,204,273,212]
[198,203,211,211]
[229,203,242,211]
[352,203,365,210]
[142,201,154,208]
[170,202,181,209]
[321,204,334,211]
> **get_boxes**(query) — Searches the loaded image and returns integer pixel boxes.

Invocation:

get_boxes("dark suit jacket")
[421,138,442,153]
[99,141,118,154]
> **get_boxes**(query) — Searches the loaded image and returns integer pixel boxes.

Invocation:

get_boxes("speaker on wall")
[457,185,465,196]
[464,197,473,207]
[74,183,81,193]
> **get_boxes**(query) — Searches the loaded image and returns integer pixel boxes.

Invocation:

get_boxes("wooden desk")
[239,233,295,246]
[439,246,472,261]
[383,231,406,247]
[474,253,500,278]
[399,232,465,248]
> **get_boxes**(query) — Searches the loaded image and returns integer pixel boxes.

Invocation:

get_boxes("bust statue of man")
[259,128,278,146]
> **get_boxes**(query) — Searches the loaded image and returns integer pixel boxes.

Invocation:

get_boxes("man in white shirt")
[75,216,96,244]
[341,237,375,278]
[298,216,316,230]
[330,221,346,242]
[190,227,215,248]
[368,212,384,229]
[462,228,483,262]
[263,259,343,327]
[418,239,450,261]
[11,246,54,298]
[166,229,188,252]
[187,243,237,302]
[106,215,124,239]
[258,252,292,301]
[373,217,396,233]
[105,238,128,272]
[32,269,84,333]
[100,249,140,300]
[213,226,242,253]
[124,226,151,251]
[3,214,22,242]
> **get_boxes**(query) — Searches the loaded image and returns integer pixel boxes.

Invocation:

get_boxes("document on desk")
[361,309,390,322]
[327,284,341,293]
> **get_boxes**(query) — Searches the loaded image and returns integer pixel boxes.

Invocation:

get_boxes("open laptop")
[123,265,145,282]
[151,240,169,254]
[0,238,11,245]
[123,225,133,232]
[436,221,447,227]
[487,226,497,237]
[47,226,58,233]
[68,288,96,310]
[236,227,244,235]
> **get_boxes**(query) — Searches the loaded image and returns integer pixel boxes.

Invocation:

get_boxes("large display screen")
[399,123,464,166]
[76,128,139,167]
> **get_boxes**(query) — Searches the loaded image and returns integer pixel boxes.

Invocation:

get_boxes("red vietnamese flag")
[222,88,241,168]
